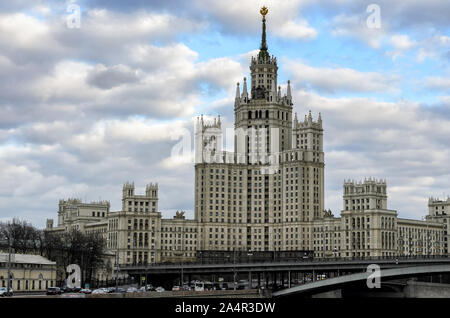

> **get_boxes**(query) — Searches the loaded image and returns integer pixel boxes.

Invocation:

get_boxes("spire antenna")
[258,6,269,60]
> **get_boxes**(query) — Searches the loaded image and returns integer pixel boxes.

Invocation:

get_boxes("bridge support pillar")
[248,271,252,289]
[288,271,291,289]
[257,273,261,288]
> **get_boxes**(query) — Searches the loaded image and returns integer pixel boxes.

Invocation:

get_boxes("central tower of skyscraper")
[194,7,325,254]
[234,7,293,161]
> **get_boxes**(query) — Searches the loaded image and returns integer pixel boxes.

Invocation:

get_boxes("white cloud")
[193,0,317,40]
[424,76,450,90]
[387,34,416,60]
[1,2,449,227]
[285,60,399,93]
[330,13,385,49]
[276,19,317,40]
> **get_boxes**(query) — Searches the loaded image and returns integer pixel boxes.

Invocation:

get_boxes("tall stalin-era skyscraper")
[194,7,325,253]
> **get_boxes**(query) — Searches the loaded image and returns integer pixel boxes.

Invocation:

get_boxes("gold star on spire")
[260,6,268,17]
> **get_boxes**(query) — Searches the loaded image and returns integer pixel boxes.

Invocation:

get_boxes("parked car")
[0,287,13,297]
[46,287,62,295]
[79,288,92,294]
[116,287,126,293]
[61,286,73,293]
[107,287,116,293]
[139,285,154,292]
[181,285,191,291]
[155,286,165,292]
[172,286,181,291]
[92,289,106,294]
[126,287,138,293]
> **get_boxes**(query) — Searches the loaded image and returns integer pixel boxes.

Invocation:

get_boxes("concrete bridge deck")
[272,264,450,297]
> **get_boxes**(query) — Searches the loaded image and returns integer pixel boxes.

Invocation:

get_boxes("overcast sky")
[0,0,449,228]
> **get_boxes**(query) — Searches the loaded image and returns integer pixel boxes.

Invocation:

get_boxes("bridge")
[272,264,450,297]
[120,256,450,290]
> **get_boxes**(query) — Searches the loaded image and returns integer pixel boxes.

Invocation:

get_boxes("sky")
[0,0,449,228]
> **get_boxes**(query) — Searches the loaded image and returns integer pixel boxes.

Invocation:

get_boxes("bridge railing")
[121,254,449,269]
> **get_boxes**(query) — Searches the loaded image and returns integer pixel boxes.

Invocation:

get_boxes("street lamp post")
[7,240,12,296]
[145,261,148,291]
[233,248,236,291]
[115,250,119,291]
[422,216,430,256]
[247,249,253,289]
[181,260,184,287]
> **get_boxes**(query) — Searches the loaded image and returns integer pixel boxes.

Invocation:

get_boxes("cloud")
[424,76,450,91]
[192,0,317,40]
[285,59,399,93]
[276,19,317,40]
[387,34,416,60]
[86,64,140,90]
[330,13,385,48]
[0,10,244,125]
[0,1,449,228]
[292,89,450,219]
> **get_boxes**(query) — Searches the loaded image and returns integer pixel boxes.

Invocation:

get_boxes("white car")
[0,287,13,297]
[155,287,165,292]
[139,286,151,292]
[126,287,138,293]
[92,289,106,294]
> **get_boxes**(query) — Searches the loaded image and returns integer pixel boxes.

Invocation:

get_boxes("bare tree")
[0,218,107,286]
[0,218,42,253]
[43,230,107,285]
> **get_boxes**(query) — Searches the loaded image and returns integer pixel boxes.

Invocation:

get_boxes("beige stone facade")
[0,253,57,291]
[427,197,450,254]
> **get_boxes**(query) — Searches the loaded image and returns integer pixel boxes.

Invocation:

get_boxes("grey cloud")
[86,64,140,89]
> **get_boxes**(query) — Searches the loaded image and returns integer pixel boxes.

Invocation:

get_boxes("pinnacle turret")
[242,77,248,100]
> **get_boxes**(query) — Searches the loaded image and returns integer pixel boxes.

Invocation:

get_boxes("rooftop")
[0,253,56,265]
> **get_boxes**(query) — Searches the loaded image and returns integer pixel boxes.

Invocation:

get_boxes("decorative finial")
[260,6,269,17]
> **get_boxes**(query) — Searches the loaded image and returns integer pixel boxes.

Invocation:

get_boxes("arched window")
[248,111,252,119]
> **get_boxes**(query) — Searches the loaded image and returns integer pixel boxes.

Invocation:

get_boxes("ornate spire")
[242,77,248,99]
[258,6,269,60]
[287,80,292,102]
